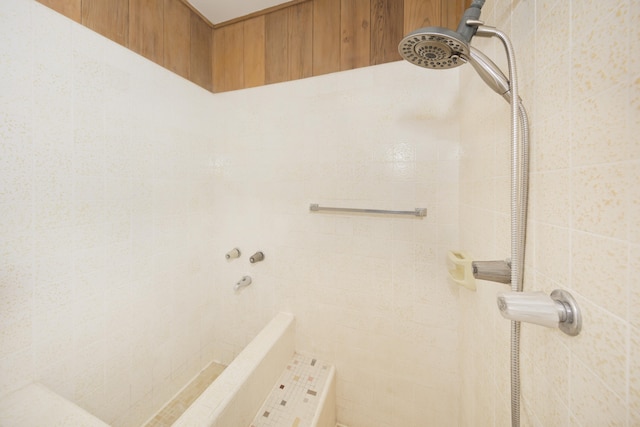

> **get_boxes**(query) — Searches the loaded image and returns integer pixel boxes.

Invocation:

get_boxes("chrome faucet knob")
[249,251,264,263]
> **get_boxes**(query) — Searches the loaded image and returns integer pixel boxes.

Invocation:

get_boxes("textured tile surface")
[458,0,639,425]
[0,383,110,427]
[6,0,638,426]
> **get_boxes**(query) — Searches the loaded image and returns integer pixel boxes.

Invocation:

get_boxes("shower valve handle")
[249,251,264,263]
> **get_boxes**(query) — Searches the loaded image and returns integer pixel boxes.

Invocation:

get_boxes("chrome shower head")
[398,27,470,69]
[398,0,485,69]
[396,2,514,102]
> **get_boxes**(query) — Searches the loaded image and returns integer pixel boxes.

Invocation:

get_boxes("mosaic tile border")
[250,354,332,427]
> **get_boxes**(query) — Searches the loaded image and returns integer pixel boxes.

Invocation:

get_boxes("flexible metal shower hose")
[482,27,530,427]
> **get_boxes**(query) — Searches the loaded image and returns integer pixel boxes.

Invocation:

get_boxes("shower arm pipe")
[473,23,528,427]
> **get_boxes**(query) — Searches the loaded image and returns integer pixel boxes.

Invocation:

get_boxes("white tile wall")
[1,1,462,426]
[1,1,221,425]
[13,0,640,427]
[459,0,640,425]
[207,60,462,427]
[11,0,636,425]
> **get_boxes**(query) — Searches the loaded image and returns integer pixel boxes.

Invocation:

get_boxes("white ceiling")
[188,0,288,24]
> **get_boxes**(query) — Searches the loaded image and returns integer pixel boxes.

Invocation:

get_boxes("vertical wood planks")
[190,11,213,91]
[38,0,81,23]
[38,0,463,93]
[164,0,191,79]
[225,23,245,91]
[129,0,164,65]
[43,0,213,91]
[442,0,467,30]
[212,25,227,91]
[403,0,440,34]
[82,0,129,46]
[288,2,313,81]
[370,0,403,65]
[212,22,244,92]
[312,0,341,76]
[265,8,289,85]
[340,0,371,71]
[244,17,266,89]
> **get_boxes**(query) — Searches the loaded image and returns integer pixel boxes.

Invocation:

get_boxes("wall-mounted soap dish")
[447,251,475,291]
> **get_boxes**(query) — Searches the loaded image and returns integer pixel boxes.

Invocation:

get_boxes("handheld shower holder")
[472,259,511,284]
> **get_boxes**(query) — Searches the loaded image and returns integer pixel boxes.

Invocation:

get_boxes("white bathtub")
[173,312,297,427]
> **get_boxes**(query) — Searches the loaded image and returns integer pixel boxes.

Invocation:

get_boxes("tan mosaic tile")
[144,362,225,427]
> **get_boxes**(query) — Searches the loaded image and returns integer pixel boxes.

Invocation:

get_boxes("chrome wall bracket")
[472,259,511,284]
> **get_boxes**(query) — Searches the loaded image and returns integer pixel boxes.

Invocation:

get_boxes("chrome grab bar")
[309,204,427,217]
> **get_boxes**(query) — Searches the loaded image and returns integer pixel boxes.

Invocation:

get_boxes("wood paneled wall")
[38,0,214,91]
[212,0,468,92]
[37,0,469,93]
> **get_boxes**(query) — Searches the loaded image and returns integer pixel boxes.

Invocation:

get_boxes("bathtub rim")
[172,311,295,426]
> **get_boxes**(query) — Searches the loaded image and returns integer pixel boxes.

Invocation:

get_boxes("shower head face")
[398,27,470,69]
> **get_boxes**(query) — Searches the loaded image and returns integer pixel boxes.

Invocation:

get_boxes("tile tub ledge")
[0,383,110,427]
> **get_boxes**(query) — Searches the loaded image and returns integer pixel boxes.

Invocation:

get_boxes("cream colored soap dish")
[447,250,475,291]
